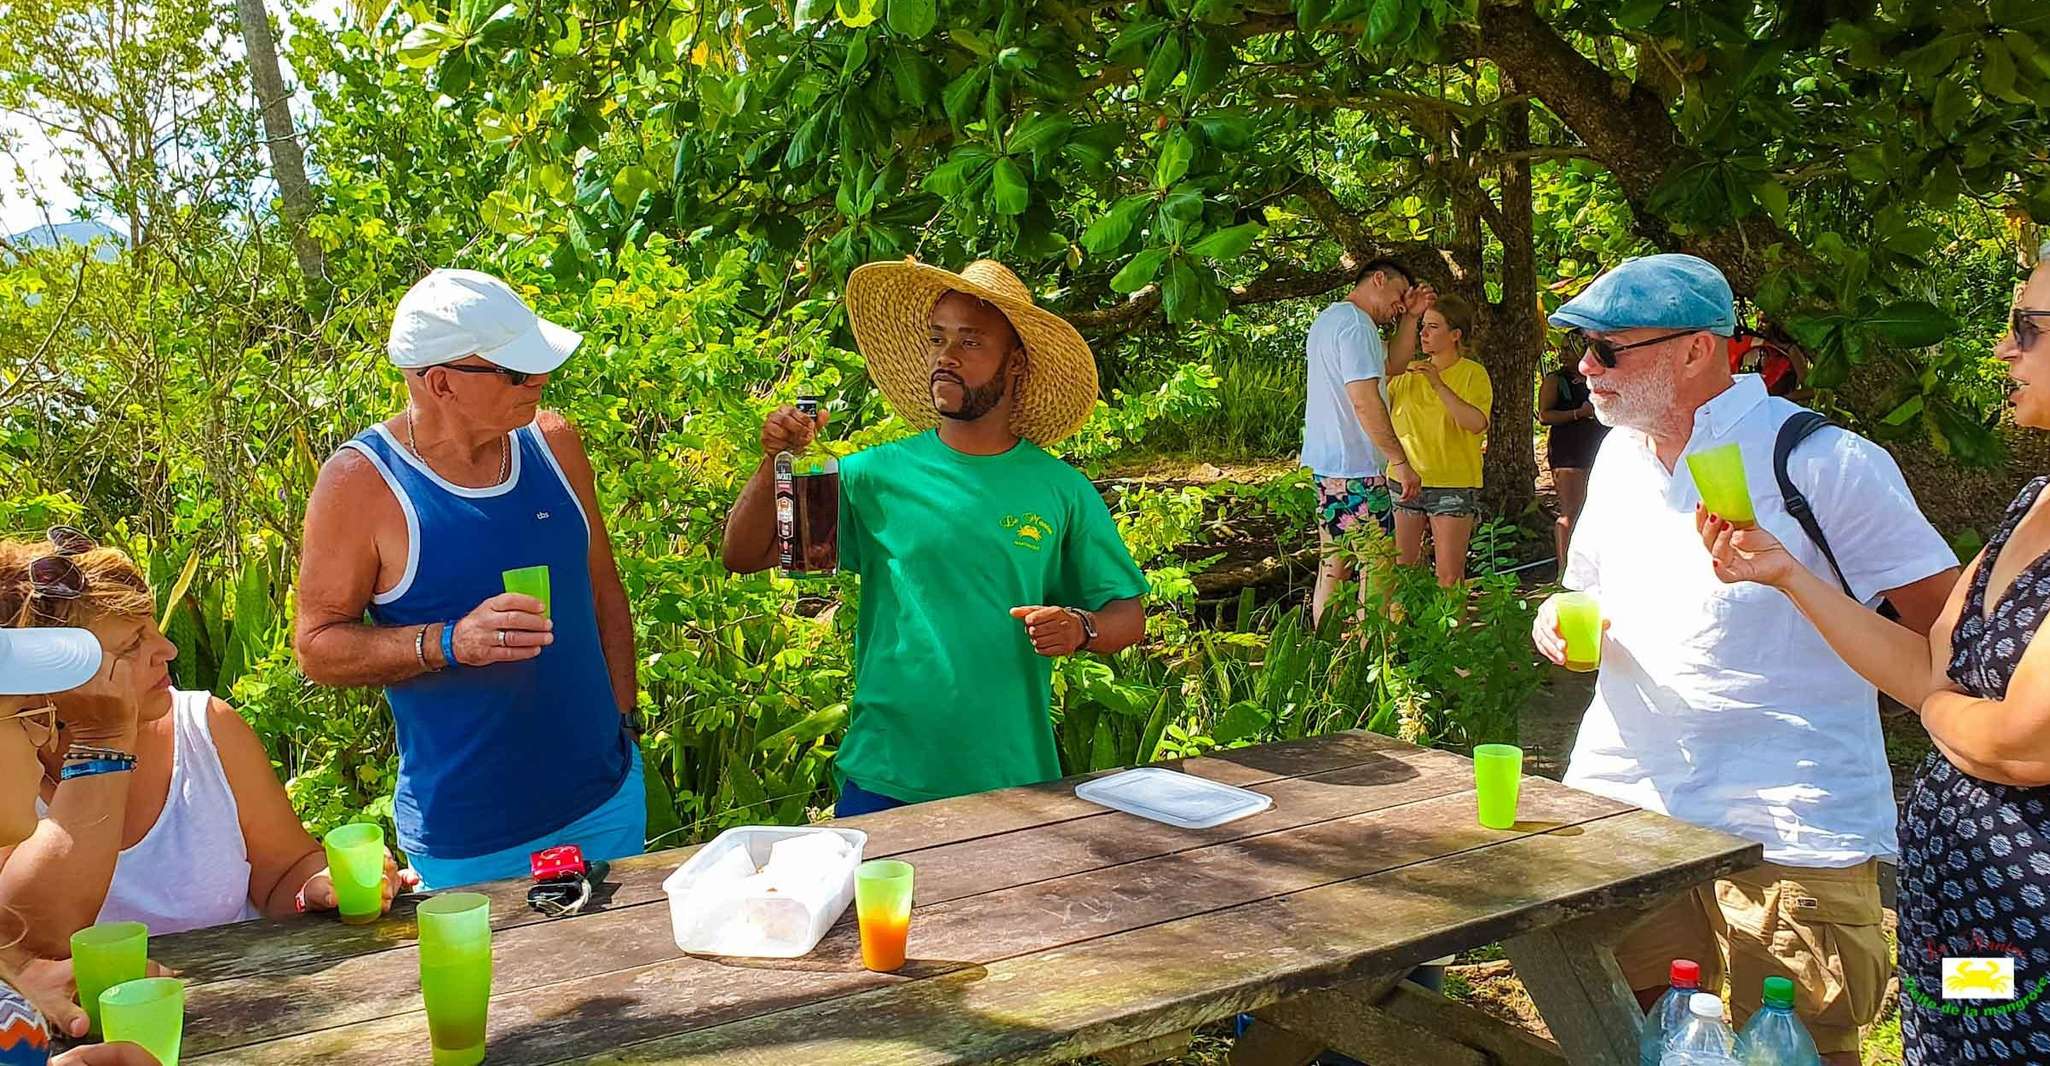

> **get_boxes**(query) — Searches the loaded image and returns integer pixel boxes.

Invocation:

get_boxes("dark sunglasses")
[1,703,58,749]
[416,364,535,387]
[1,526,95,622]
[2011,310,2050,352]
[1569,328,1702,369]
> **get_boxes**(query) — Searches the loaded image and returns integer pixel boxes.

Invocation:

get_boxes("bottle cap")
[1762,975,1796,1009]
[1688,992,1724,1020]
[1670,959,1701,989]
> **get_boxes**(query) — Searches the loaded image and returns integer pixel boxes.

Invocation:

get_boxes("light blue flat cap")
[1550,253,1737,337]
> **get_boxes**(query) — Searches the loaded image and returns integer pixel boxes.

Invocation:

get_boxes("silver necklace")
[406,408,509,483]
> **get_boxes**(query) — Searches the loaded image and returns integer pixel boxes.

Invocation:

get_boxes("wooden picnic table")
[162,731,1758,1065]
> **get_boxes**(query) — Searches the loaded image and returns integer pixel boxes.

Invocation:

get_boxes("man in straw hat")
[297,268,645,888]
[722,258,1149,816]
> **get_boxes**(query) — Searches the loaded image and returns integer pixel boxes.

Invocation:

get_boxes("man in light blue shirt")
[1299,258,1432,623]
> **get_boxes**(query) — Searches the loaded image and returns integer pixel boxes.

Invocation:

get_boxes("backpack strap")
[1773,411,1855,597]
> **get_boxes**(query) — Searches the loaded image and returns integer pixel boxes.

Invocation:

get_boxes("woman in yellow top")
[1389,294,1492,586]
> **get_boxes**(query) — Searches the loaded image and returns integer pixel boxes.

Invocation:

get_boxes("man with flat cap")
[722,258,1148,817]
[1529,254,1959,1064]
[296,268,644,888]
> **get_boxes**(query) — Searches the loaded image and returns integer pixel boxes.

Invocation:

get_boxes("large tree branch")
[1472,0,1803,292]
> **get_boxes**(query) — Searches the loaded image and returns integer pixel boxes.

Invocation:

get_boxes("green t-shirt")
[836,430,1149,803]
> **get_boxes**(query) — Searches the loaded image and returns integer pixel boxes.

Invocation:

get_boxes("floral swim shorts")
[1314,476,1395,539]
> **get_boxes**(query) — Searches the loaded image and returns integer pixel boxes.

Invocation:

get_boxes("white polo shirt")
[1563,375,1956,868]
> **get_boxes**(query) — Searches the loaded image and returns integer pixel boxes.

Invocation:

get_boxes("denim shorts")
[1395,486,1482,518]
[409,746,647,890]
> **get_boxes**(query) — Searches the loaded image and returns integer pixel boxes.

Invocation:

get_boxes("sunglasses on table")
[416,364,535,386]
[2012,310,2050,351]
[0,526,95,623]
[1,704,59,748]
[1567,329,1702,369]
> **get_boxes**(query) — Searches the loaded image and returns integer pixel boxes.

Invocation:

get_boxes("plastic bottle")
[1640,959,1704,1066]
[1734,976,1821,1066]
[1660,993,1737,1065]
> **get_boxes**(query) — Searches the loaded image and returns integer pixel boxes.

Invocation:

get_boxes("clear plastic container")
[1074,768,1275,829]
[1734,977,1821,1066]
[1661,993,1737,1066]
[663,825,867,958]
[1640,959,1703,1066]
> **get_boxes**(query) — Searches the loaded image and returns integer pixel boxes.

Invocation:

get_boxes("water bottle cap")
[1762,975,1796,1008]
[1670,959,1701,988]
[1688,992,1724,1020]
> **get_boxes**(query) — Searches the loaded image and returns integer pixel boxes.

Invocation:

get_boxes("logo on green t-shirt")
[1001,512,1055,551]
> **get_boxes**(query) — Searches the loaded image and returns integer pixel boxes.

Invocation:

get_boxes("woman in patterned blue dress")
[1697,251,2050,1063]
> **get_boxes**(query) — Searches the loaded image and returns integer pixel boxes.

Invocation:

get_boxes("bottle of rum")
[775,396,839,579]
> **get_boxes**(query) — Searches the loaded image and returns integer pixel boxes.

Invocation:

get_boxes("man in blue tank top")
[295,269,644,888]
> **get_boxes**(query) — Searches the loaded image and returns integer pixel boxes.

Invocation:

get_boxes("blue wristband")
[441,620,459,669]
[60,759,135,782]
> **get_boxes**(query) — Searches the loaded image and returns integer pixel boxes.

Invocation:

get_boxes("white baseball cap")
[387,268,584,375]
[0,628,102,695]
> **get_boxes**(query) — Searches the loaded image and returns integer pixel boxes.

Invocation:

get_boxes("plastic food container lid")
[1074,767,1275,829]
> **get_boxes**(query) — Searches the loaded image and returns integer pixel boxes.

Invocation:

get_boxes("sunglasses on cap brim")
[1567,329,1704,369]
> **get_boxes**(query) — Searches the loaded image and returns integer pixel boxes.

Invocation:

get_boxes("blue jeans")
[835,778,911,817]
[410,747,647,889]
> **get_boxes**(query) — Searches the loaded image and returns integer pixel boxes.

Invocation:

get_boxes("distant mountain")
[8,220,122,261]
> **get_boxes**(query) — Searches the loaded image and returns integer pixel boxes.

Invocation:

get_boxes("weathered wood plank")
[539,812,1754,1066]
[1258,977,1487,1066]
[192,795,1746,1057]
[1503,914,1647,1066]
[1094,1028,1193,1066]
[160,731,1412,985]
[176,749,1474,1056]
[1223,1020,1321,1066]
[1370,982,1567,1066]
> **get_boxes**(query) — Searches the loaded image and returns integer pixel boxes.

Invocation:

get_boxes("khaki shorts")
[1614,859,1888,1056]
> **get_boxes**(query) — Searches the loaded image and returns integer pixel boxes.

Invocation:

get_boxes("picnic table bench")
[160,730,1758,1065]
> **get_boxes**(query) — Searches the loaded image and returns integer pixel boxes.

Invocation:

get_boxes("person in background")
[1728,315,1813,401]
[1699,248,2050,1064]
[1388,293,1492,587]
[1298,259,1432,624]
[1529,254,1961,1066]
[296,268,644,888]
[1538,335,1608,571]
[0,532,406,957]
[721,258,1147,817]
[1,626,163,1065]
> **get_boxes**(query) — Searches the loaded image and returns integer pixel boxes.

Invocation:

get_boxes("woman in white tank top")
[0,535,408,952]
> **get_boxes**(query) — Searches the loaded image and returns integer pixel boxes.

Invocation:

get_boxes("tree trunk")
[234,0,325,283]
[1481,88,1540,521]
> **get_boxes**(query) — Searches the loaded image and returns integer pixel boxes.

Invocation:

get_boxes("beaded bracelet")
[64,744,136,764]
[60,759,136,782]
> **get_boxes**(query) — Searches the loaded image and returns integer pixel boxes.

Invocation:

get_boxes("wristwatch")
[1065,608,1099,651]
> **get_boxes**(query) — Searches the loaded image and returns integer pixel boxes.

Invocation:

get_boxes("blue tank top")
[342,421,630,859]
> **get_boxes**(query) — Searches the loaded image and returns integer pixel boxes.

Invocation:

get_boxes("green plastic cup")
[854,860,916,973]
[502,565,552,620]
[323,822,388,926]
[1473,744,1524,830]
[71,921,148,1038]
[1554,592,1603,673]
[99,977,183,1066]
[417,892,493,1066]
[1685,442,1755,526]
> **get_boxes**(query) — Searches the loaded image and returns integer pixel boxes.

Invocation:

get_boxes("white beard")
[1589,356,1679,434]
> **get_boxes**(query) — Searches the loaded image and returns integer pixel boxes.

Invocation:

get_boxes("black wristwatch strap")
[1066,607,1098,650]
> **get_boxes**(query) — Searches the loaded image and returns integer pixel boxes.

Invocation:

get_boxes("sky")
[2,0,351,239]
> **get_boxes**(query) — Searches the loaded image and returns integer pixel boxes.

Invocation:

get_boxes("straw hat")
[845,257,1100,446]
